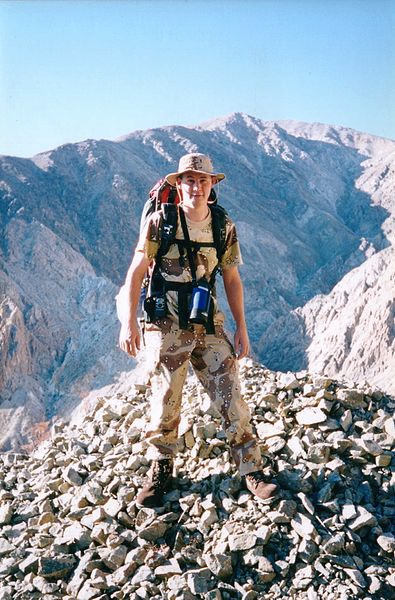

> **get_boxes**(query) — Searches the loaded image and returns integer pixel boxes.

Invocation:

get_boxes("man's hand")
[234,324,250,360]
[117,250,151,357]
[119,319,141,357]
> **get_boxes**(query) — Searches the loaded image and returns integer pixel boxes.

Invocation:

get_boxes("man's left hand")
[234,325,250,360]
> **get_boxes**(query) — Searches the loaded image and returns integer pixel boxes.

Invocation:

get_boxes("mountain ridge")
[0,112,394,449]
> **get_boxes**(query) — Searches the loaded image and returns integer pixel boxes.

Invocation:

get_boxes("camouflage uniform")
[137,208,263,476]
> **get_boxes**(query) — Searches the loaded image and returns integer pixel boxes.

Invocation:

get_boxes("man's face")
[179,171,214,206]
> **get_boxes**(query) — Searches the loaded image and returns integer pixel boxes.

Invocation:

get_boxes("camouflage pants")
[143,318,262,476]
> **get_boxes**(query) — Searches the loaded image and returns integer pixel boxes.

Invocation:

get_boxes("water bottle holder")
[188,282,212,325]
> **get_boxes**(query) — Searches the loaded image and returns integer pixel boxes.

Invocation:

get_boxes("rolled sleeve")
[136,211,162,259]
[220,219,243,269]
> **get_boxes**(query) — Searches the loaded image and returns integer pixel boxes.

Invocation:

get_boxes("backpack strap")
[156,203,178,259]
[210,204,227,261]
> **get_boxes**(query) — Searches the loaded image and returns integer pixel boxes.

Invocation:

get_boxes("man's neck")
[181,203,210,222]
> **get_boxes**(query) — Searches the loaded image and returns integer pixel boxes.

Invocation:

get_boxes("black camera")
[144,273,167,320]
[153,294,167,318]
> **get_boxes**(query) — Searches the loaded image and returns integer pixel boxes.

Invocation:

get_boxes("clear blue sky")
[0,0,394,157]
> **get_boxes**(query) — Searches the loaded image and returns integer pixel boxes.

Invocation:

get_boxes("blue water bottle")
[189,279,211,325]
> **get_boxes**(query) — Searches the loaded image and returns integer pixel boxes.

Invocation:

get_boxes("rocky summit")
[0,360,394,600]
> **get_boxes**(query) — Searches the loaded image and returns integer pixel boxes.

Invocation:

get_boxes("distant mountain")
[1,112,394,449]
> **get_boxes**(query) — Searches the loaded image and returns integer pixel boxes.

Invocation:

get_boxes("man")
[119,153,277,507]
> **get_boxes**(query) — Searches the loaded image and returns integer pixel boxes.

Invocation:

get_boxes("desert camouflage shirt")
[136,207,242,323]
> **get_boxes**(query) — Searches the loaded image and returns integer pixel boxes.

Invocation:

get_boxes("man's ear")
[176,177,183,201]
[211,176,217,185]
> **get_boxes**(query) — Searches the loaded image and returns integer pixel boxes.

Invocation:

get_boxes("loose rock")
[0,361,393,599]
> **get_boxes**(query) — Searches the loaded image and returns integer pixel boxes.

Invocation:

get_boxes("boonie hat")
[166,153,225,186]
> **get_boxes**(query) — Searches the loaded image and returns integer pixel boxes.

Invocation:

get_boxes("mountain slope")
[0,218,132,449]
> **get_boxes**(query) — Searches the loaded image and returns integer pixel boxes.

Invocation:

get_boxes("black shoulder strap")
[210,204,227,261]
[156,203,178,259]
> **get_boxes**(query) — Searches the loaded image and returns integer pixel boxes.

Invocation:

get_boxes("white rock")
[229,533,257,551]
[296,407,327,425]
[377,533,395,553]
[0,503,13,525]
[349,507,378,531]
[103,498,123,517]
[286,436,306,458]
[257,421,285,438]
[344,568,367,588]
[291,514,318,539]
[186,567,212,594]
[384,417,395,438]
[341,503,357,521]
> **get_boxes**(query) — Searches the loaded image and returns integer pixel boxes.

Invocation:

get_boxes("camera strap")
[178,206,198,285]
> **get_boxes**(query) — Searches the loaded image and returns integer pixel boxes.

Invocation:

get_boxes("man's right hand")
[119,320,141,357]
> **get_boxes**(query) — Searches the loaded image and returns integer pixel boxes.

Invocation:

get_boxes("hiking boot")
[136,458,173,508]
[245,470,278,500]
